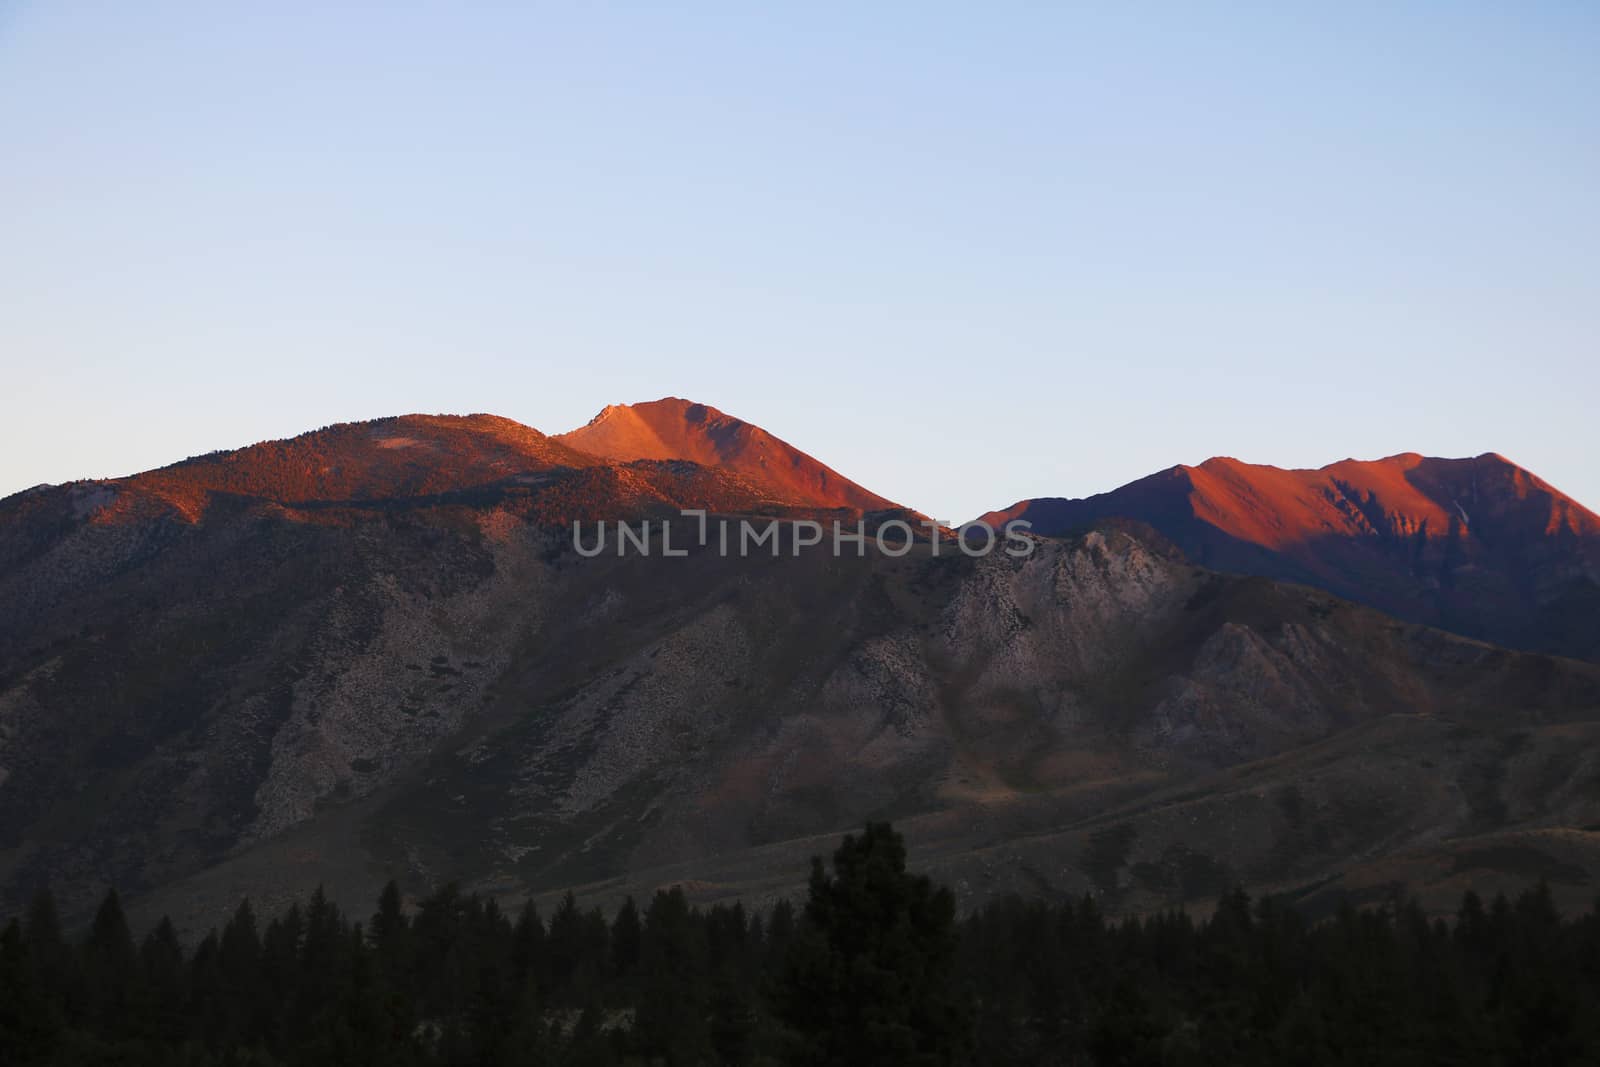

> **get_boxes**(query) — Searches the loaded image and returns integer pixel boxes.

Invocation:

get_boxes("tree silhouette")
[2,828,1599,1065]
[775,821,972,1065]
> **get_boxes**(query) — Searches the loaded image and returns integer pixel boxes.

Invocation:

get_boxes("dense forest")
[3,823,1597,1066]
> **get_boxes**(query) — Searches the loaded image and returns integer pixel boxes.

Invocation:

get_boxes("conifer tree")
[81,888,139,1040]
[609,896,641,990]
[775,821,972,1066]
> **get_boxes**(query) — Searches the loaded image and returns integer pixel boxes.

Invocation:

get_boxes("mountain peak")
[582,397,706,426]
[556,399,897,511]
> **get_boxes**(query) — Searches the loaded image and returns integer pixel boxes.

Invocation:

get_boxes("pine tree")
[140,916,187,1047]
[369,880,417,1050]
[609,896,641,989]
[1,916,58,1062]
[545,891,586,1005]
[218,897,264,1047]
[775,822,973,1066]
[22,888,78,1036]
[81,888,139,1042]
[631,887,711,1065]
[511,899,545,990]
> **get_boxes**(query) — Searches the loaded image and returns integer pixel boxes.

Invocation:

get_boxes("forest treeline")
[3,822,1598,1066]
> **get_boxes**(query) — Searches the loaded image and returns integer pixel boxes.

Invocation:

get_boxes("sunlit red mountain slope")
[0,405,901,538]
[89,415,600,519]
[981,452,1600,660]
[555,397,899,511]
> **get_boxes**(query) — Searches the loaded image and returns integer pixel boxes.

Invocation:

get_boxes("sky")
[2,3,1596,522]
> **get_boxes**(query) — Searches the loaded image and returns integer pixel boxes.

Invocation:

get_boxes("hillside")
[4,416,1600,935]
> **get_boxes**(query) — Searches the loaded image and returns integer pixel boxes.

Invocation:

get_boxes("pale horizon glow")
[3,3,1597,520]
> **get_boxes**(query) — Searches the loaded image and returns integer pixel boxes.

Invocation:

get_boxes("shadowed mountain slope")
[981,452,1600,661]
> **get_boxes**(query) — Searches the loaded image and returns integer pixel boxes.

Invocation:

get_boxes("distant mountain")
[980,452,1600,662]
[555,398,898,512]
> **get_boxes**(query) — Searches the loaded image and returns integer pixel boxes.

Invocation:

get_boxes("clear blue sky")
[3,3,1596,522]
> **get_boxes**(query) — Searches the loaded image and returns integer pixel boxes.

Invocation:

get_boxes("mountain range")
[3,398,1599,934]
[982,452,1600,662]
